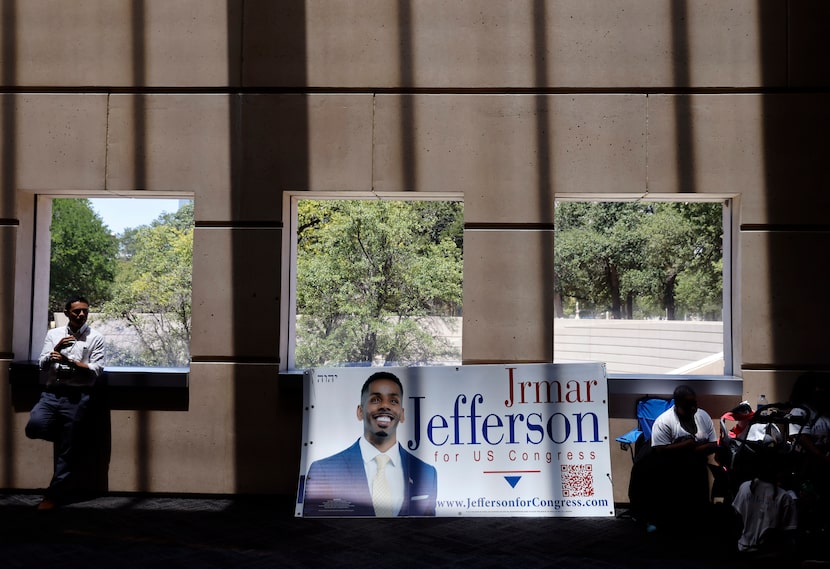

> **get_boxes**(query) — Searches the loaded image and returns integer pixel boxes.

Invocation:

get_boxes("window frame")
[22,192,194,369]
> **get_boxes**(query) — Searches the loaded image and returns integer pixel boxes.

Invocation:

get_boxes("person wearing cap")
[25,295,105,511]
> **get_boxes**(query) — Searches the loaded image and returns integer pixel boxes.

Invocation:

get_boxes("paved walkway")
[0,493,825,569]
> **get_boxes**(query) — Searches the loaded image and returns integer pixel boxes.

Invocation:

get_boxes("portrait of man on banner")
[302,371,438,517]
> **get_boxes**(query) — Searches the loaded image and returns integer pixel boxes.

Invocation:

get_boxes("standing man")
[26,295,105,510]
[303,371,437,517]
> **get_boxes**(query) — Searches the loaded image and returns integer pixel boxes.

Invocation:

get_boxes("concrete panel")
[741,232,830,368]
[140,0,238,87]
[739,370,807,410]
[108,363,235,493]
[190,227,281,361]
[5,0,234,87]
[243,0,392,87]
[609,417,637,504]
[244,0,785,89]
[462,229,554,363]
[374,95,646,223]
[648,94,830,225]
[742,95,830,226]
[0,94,108,192]
[5,1,132,86]
[544,0,785,88]
[106,95,231,194]
[232,367,303,494]
[107,363,298,494]
[202,94,374,223]
[647,94,765,196]
[0,363,54,491]
[789,0,830,88]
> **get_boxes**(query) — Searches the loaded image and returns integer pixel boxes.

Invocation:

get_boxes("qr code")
[560,464,593,497]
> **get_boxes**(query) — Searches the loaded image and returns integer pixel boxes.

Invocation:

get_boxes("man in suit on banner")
[303,371,437,517]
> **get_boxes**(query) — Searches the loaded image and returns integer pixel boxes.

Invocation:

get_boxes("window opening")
[289,198,463,369]
[48,197,193,368]
[553,200,728,376]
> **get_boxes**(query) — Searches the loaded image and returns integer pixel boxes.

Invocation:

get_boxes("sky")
[89,198,189,235]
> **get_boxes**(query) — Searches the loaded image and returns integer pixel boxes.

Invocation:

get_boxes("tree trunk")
[361,330,377,363]
[606,263,623,319]
[663,272,677,320]
[553,290,564,318]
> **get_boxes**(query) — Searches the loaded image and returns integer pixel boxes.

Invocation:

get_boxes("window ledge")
[8,361,190,412]
[103,366,189,388]
[8,361,189,389]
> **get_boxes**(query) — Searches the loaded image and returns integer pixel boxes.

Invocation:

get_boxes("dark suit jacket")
[302,439,437,517]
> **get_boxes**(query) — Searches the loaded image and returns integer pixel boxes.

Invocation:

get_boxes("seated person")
[787,372,829,531]
[732,460,798,554]
[638,385,718,531]
[788,372,829,466]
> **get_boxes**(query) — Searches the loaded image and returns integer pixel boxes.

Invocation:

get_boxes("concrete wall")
[2,1,829,499]
[554,320,723,375]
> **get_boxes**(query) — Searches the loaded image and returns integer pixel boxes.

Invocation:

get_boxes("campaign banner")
[295,363,614,518]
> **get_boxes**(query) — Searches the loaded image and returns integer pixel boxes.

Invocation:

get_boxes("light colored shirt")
[38,323,105,387]
[789,404,830,453]
[359,437,404,516]
[732,479,797,552]
[651,407,717,447]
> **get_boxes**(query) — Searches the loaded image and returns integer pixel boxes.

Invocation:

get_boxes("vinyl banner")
[296,363,614,518]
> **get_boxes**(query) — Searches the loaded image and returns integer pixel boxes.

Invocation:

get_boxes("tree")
[664,203,723,320]
[49,199,118,315]
[295,200,463,367]
[554,201,722,320]
[103,202,193,366]
[554,202,650,319]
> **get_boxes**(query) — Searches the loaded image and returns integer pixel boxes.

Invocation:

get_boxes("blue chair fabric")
[615,397,674,456]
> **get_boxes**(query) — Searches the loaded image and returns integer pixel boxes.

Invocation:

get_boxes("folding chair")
[615,396,674,460]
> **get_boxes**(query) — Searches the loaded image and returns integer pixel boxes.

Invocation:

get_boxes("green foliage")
[49,199,118,314]
[103,202,193,366]
[295,200,463,367]
[554,201,723,320]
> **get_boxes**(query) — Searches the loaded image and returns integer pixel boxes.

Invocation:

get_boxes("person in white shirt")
[787,372,830,533]
[25,296,105,510]
[732,471,798,554]
[647,385,718,530]
[788,372,830,464]
[651,385,718,451]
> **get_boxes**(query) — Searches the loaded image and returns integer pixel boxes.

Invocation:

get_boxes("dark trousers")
[25,390,91,500]
[629,444,711,529]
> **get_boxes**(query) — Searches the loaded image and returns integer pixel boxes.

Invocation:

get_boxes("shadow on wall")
[1,0,18,488]
[758,4,830,383]
[228,1,308,493]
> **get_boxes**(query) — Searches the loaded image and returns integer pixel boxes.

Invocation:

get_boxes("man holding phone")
[26,295,105,510]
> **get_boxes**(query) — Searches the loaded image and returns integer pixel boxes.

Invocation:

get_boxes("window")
[43,197,193,368]
[553,199,731,376]
[286,197,463,369]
